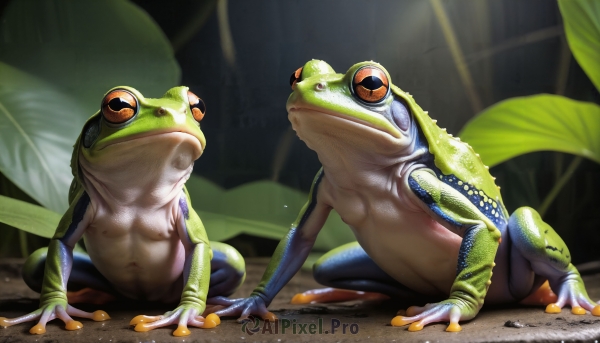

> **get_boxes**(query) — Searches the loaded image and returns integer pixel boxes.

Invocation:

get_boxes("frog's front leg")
[392,169,501,332]
[0,192,110,334]
[508,207,600,316]
[131,242,221,336]
[130,194,225,336]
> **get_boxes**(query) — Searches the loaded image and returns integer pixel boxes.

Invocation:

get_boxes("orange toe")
[520,281,558,305]
[446,322,462,332]
[291,293,311,304]
[65,321,83,331]
[408,321,424,332]
[0,317,10,327]
[92,310,110,321]
[406,306,421,316]
[571,306,586,315]
[173,325,191,337]
[262,312,277,322]
[202,314,220,329]
[134,323,152,332]
[545,303,561,314]
[391,316,411,327]
[29,323,46,335]
[129,315,159,325]
[592,305,600,316]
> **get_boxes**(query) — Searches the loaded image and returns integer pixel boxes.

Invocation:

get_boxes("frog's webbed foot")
[291,287,388,304]
[0,305,109,334]
[391,300,474,332]
[131,308,221,337]
[544,274,600,316]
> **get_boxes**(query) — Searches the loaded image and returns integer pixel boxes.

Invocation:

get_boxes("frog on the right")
[214,60,600,332]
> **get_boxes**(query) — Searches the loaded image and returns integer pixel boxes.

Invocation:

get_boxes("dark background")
[2,0,599,262]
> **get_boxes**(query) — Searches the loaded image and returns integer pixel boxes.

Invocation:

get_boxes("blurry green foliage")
[459,0,600,216]
[0,0,353,258]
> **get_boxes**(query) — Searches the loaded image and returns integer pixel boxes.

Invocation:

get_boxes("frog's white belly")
[83,199,185,302]
[323,176,462,296]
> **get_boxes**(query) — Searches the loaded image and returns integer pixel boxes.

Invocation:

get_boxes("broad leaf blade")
[186,175,355,250]
[0,0,180,114]
[0,62,86,213]
[459,94,600,167]
[0,195,60,238]
[558,0,600,91]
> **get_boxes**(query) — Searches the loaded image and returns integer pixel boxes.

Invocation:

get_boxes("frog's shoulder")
[69,112,102,204]
[391,85,504,207]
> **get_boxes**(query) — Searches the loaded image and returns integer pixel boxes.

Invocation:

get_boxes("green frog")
[0,86,245,336]
[212,60,600,332]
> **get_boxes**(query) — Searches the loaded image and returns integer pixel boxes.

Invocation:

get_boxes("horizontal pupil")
[358,76,384,90]
[193,100,206,113]
[108,97,134,111]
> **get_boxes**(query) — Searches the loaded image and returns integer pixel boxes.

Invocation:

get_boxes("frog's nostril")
[157,107,167,116]
[315,83,325,91]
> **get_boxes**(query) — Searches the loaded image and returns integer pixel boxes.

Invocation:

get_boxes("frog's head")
[74,86,206,183]
[286,60,416,157]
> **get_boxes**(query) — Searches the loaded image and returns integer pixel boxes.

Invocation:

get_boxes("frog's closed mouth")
[288,106,397,137]
[96,129,204,153]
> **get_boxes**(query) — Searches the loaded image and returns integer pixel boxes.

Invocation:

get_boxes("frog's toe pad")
[65,321,83,331]
[545,303,561,314]
[92,310,110,321]
[134,323,152,332]
[130,315,160,326]
[446,322,462,332]
[291,288,387,304]
[391,316,412,327]
[262,312,277,322]
[571,306,586,315]
[202,313,220,329]
[173,325,191,337]
[408,321,424,332]
[592,305,600,316]
[29,323,46,335]
[0,317,10,327]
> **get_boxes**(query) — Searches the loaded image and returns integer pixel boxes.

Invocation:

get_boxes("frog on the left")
[0,86,245,337]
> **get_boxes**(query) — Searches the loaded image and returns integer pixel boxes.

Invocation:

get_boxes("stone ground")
[1,258,600,343]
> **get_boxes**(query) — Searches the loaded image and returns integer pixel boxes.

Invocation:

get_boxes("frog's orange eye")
[289,67,303,89]
[187,91,206,122]
[352,66,390,103]
[101,90,138,124]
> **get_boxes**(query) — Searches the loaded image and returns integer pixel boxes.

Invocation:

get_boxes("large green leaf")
[0,62,87,213]
[0,0,180,114]
[0,195,60,239]
[186,176,355,251]
[459,94,600,167]
[558,0,600,91]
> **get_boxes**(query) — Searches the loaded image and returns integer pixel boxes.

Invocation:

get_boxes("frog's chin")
[94,129,204,156]
[288,107,411,156]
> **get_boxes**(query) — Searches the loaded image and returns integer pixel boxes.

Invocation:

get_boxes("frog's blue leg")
[23,248,115,294]
[507,207,600,316]
[291,241,422,304]
[207,241,246,298]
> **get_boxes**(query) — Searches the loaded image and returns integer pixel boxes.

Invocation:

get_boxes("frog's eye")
[101,90,138,124]
[289,67,303,89]
[187,91,206,122]
[352,66,390,103]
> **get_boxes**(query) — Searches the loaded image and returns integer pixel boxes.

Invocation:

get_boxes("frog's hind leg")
[291,241,421,304]
[206,242,245,298]
[22,247,117,305]
[508,206,600,316]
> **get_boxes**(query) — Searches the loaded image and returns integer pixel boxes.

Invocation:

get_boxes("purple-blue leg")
[504,207,600,315]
